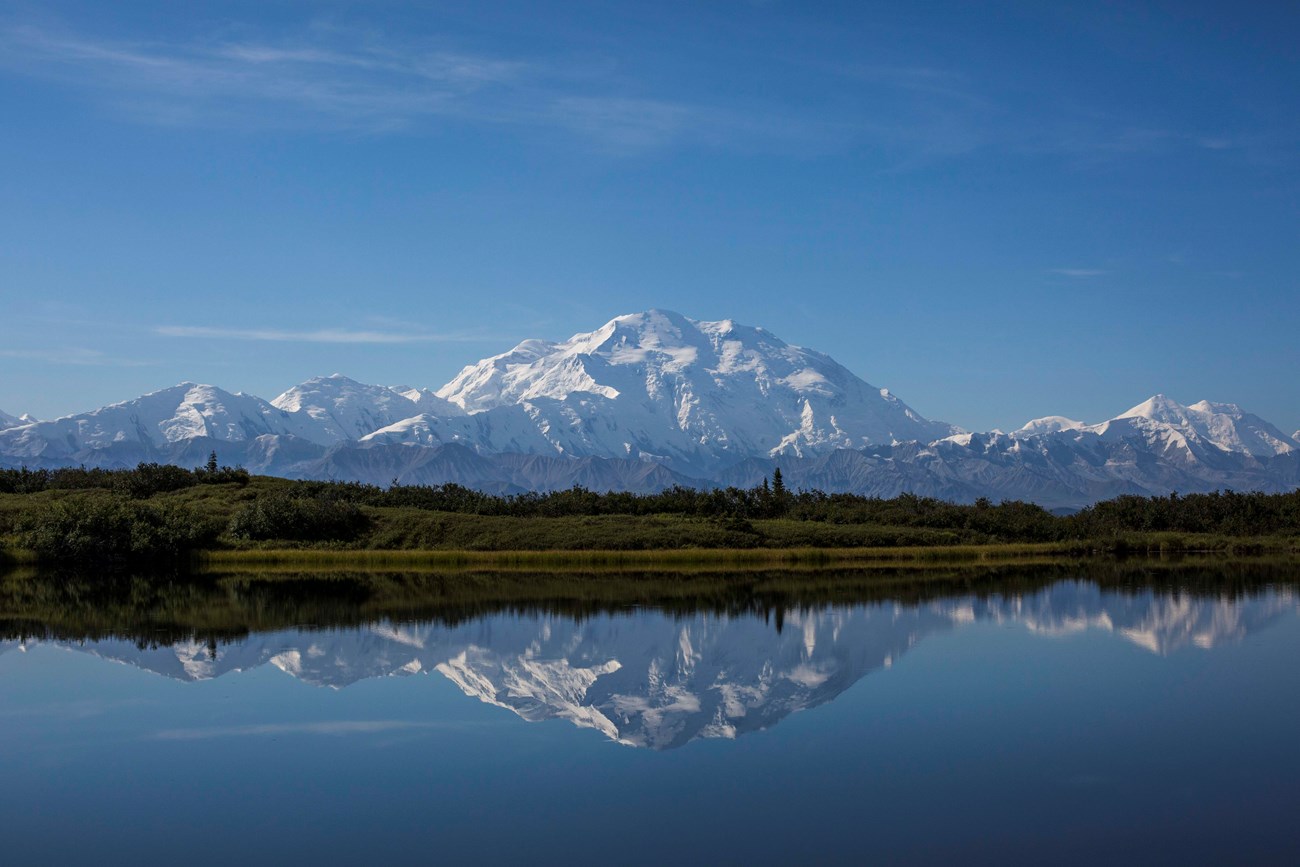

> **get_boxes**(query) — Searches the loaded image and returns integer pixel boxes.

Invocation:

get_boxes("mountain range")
[2,309,1297,509]
[4,582,1294,749]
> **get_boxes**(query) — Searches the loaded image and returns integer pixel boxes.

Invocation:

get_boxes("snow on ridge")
[1114,394,1298,457]
[0,381,336,456]
[271,373,463,443]
[1118,393,1189,423]
[1009,394,1298,458]
[1014,415,1087,437]
[0,408,37,430]
[431,309,959,470]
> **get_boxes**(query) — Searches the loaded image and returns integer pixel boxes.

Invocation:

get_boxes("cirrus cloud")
[154,325,484,344]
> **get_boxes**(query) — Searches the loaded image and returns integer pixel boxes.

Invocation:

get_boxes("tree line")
[0,454,249,497]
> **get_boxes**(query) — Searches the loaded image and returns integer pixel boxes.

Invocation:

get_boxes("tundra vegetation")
[0,458,1297,567]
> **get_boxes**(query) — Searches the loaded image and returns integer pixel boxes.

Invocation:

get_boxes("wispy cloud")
[1049,268,1109,278]
[0,21,977,158]
[0,18,1272,164]
[0,347,154,366]
[154,720,452,740]
[0,21,709,149]
[154,325,481,344]
[547,96,692,150]
[827,60,1266,170]
[0,23,519,125]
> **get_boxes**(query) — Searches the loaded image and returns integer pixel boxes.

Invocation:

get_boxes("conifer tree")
[771,467,788,516]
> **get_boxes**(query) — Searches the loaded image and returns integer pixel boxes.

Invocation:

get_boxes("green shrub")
[16,494,220,565]
[111,463,198,499]
[0,460,251,497]
[228,494,369,542]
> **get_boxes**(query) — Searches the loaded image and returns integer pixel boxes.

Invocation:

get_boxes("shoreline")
[195,541,1082,571]
[192,539,1300,572]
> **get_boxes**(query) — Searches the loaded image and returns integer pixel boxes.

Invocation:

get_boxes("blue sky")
[1,0,1296,433]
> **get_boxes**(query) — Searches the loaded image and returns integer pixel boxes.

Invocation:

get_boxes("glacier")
[1,310,1297,509]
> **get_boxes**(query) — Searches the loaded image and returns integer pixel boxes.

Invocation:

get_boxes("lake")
[2,562,1298,864]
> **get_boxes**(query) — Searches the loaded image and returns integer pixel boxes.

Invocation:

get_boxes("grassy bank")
[196,541,1085,572]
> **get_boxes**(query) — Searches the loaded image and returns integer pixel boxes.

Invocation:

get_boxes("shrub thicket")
[228,494,369,542]
[1070,491,1300,537]
[16,494,220,564]
[0,461,250,496]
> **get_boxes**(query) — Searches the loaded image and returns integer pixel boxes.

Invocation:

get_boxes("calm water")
[2,565,1299,865]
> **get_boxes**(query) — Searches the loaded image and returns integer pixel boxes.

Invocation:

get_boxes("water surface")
[2,564,1298,864]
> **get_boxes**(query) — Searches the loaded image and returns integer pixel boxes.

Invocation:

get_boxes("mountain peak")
[568,309,705,356]
[1107,394,1296,457]
[0,408,34,430]
[435,310,956,470]
[1188,399,1243,416]
[271,374,461,442]
[613,307,690,325]
[1015,415,1086,437]
[1119,394,1190,422]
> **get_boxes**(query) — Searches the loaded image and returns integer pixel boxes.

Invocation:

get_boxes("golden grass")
[195,541,1089,573]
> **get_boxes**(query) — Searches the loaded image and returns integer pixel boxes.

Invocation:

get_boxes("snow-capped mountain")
[1015,395,1299,458]
[434,310,958,469]
[0,382,335,460]
[0,408,37,430]
[0,311,1296,507]
[1107,395,1297,457]
[270,374,463,443]
[1015,415,1087,437]
[5,582,1294,748]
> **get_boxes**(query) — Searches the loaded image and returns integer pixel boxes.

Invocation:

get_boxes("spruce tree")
[771,467,788,516]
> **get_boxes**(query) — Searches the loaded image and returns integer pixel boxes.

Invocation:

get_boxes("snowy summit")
[432,309,958,469]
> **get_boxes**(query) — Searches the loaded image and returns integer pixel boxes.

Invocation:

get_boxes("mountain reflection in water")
[3,571,1295,750]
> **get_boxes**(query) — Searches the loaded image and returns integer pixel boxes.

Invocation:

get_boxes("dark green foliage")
[192,461,251,486]
[0,460,250,496]
[16,495,220,565]
[338,482,1066,540]
[1070,491,1300,537]
[228,494,369,542]
[0,467,58,494]
[0,465,118,493]
[110,463,199,499]
[769,468,789,516]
